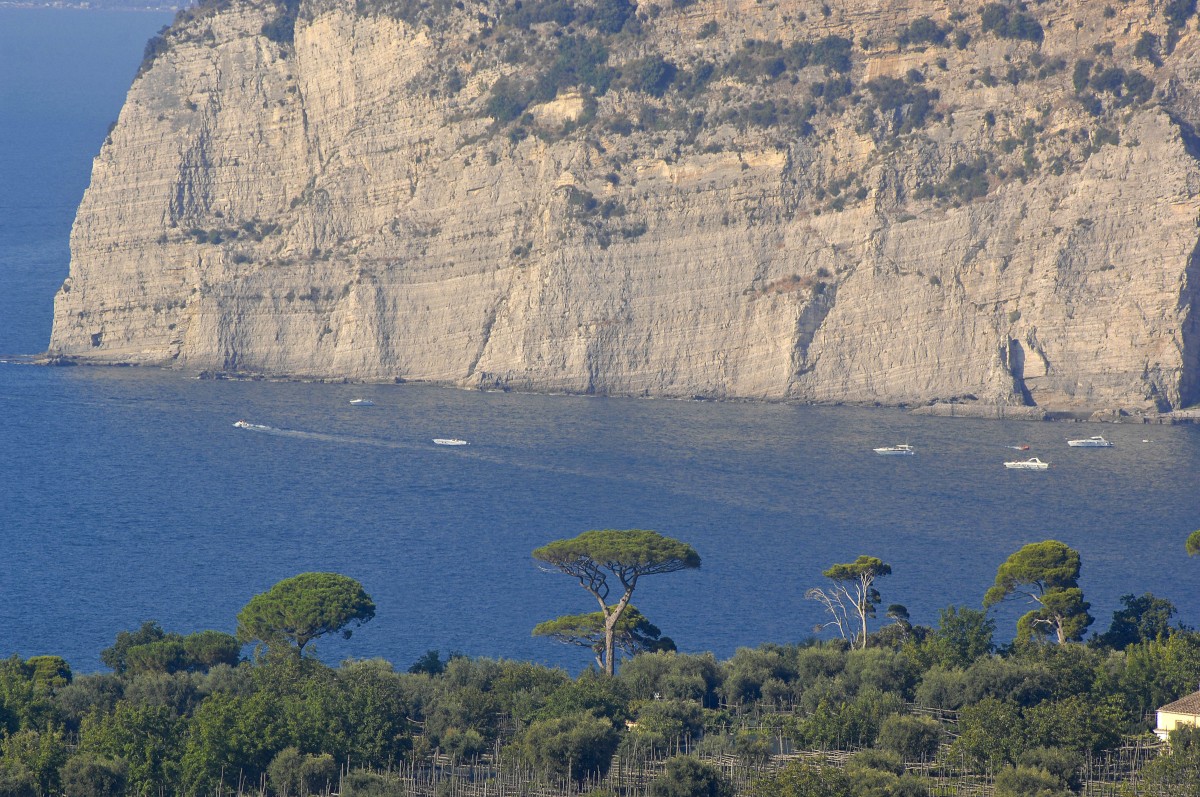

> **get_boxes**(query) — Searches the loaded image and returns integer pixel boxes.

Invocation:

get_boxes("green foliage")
[59,754,127,797]
[650,756,732,797]
[993,765,1070,797]
[107,627,238,676]
[748,760,851,797]
[408,649,448,675]
[81,701,185,794]
[540,670,631,724]
[809,557,893,649]
[619,652,721,705]
[101,621,167,674]
[267,747,336,796]
[340,770,406,797]
[1072,59,1093,93]
[0,727,67,796]
[1186,528,1200,556]
[1140,725,1200,795]
[1024,694,1126,755]
[984,541,1092,644]
[897,17,947,48]
[875,714,941,761]
[236,572,376,653]
[625,55,678,97]
[915,606,994,668]
[791,688,903,749]
[516,711,620,783]
[1017,746,1082,792]
[25,657,70,693]
[979,3,1044,43]
[533,530,699,675]
[725,36,851,84]
[262,0,301,45]
[1134,32,1161,66]
[862,77,938,135]
[1093,592,1177,650]
[952,697,1026,769]
[1165,0,1198,28]
[0,764,37,797]
[534,606,674,667]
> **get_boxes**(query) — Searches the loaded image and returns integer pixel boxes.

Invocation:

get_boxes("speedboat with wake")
[233,420,271,431]
[873,444,914,456]
[433,438,468,446]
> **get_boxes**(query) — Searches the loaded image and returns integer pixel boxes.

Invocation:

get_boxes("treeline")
[3,571,1200,794]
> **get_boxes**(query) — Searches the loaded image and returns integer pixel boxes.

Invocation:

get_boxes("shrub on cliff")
[897,16,948,48]
[980,3,1043,44]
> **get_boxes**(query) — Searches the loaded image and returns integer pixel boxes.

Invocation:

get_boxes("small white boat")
[233,420,271,431]
[349,398,375,406]
[1067,435,1113,447]
[1005,457,1049,470]
[433,438,468,446]
[873,444,915,456]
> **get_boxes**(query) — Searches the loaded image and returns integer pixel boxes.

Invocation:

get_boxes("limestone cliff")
[50,0,1200,411]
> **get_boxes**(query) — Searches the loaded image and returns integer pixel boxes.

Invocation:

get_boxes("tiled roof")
[1159,691,1200,715]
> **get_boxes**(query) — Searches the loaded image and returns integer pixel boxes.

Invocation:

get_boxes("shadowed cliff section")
[49,0,1200,413]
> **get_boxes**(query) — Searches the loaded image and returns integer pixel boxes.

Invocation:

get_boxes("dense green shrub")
[59,754,127,797]
[516,711,620,783]
[650,756,732,797]
[876,714,941,761]
[993,765,1069,797]
[979,3,1043,43]
[897,17,947,47]
[748,761,851,797]
[1165,0,1197,28]
[626,55,678,97]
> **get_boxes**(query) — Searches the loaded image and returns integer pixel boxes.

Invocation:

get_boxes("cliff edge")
[50,0,1200,411]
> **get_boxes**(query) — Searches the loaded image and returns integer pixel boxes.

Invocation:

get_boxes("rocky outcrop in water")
[50,0,1200,411]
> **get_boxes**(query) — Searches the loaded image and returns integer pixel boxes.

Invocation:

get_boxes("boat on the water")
[1005,457,1049,470]
[873,444,915,456]
[1067,435,1113,447]
[233,420,271,431]
[1007,444,1031,451]
[433,438,468,446]
[349,398,375,406]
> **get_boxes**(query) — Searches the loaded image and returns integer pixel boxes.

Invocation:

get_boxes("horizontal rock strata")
[50,0,1200,411]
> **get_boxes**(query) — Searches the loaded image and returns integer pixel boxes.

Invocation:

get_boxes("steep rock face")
[50,0,1200,411]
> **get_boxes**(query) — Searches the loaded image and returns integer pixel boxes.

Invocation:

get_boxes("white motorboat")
[349,398,375,406]
[1067,435,1113,447]
[433,438,468,446]
[233,420,271,431]
[1005,457,1049,470]
[873,444,915,456]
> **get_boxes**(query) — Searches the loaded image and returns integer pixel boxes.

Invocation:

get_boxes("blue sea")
[2,8,1199,674]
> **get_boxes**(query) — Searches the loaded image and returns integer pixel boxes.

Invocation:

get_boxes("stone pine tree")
[805,555,892,649]
[1186,529,1200,557]
[983,540,1092,644]
[237,572,376,655]
[532,605,675,670]
[532,529,700,675]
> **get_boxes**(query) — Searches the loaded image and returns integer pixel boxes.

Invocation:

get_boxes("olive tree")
[533,530,700,675]
[806,556,892,649]
[983,540,1091,644]
[236,572,375,654]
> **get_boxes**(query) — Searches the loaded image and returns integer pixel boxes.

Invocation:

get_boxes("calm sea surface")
[2,9,1199,673]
